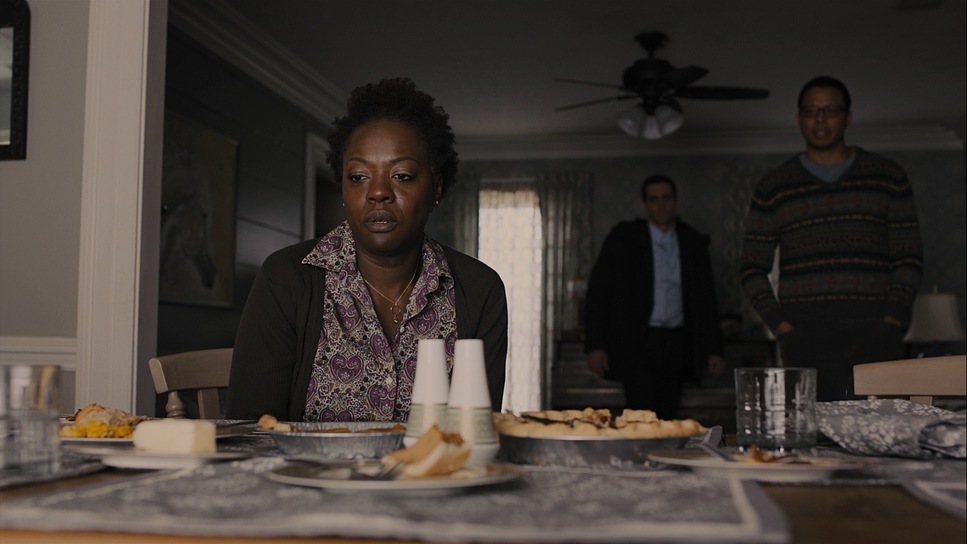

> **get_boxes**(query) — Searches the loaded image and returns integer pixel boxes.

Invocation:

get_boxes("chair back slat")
[148,348,233,418]
[853,355,966,405]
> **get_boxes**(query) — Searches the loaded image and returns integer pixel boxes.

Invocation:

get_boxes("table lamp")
[903,289,966,358]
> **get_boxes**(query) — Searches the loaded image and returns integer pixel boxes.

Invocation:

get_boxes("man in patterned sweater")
[740,76,922,401]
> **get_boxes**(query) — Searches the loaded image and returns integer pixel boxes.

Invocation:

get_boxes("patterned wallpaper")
[463,147,966,342]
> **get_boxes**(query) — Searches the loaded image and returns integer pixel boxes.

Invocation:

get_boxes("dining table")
[1,401,964,544]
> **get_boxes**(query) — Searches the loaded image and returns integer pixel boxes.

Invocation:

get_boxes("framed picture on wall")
[159,111,238,307]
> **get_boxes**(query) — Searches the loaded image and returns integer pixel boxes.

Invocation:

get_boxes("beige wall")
[0,0,89,338]
[0,0,163,415]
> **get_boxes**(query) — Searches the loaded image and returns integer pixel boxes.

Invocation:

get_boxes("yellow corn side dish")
[59,421,136,439]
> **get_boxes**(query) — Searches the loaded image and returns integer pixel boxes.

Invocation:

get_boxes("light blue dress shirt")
[648,223,684,328]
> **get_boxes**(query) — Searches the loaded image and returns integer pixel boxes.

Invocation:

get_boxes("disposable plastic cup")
[405,339,450,447]
[446,339,497,467]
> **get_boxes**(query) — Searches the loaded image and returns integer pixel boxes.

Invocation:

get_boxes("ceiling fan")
[554,32,770,139]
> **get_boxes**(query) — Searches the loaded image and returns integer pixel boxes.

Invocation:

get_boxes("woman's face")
[342,118,442,259]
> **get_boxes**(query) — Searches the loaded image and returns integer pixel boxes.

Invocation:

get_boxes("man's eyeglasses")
[799,105,848,118]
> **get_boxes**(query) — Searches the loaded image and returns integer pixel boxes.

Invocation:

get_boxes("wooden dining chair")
[148,348,233,418]
[852,354,967,406]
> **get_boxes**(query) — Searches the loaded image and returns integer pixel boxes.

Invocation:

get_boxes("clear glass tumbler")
[0,364,62,476]
[734,367,817,451]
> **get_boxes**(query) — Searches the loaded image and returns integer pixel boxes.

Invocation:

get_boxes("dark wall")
[157,28,329,361]
[464,148,967,340]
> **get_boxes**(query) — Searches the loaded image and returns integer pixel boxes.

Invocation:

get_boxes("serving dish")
[65,445,251,470]
[268,421,405,461]
[499,433,690,469]
[647,449,865,482]
[59,421,255,444]
[60,436,135,445]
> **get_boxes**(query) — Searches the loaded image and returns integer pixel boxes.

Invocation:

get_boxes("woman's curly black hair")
[326,77,459,199]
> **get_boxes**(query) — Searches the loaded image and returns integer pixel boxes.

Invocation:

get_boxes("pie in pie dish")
[493,407,705,438]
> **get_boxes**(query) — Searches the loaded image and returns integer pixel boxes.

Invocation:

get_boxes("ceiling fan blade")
[553,77,625,91]
[675,86,770,100]
[658,65,708,89]
[554,94,637,111]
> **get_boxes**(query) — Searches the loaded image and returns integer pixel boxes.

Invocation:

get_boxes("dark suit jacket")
[583,218,723,382]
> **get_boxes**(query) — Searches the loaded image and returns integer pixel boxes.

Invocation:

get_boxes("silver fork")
[349,459,406,480]
[697,425,736,462]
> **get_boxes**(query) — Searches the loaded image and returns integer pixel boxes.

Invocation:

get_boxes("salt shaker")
[404,339,451,447]
[445,339,498,468]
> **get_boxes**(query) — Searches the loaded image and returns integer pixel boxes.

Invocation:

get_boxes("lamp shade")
[616,103,683,140]
[903,292,967,343]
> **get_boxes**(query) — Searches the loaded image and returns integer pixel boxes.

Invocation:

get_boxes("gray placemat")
[0,450,106,490]
[673,445,967,488]
[0,458,790,543]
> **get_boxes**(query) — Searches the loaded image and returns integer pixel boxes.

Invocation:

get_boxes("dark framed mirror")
[0,0,30,160]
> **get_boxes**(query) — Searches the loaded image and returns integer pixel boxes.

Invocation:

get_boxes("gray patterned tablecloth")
[0,457,790,543]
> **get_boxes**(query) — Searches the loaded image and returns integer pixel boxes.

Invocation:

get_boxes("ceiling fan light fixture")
[616,105,647,137]
[616,103,683,140]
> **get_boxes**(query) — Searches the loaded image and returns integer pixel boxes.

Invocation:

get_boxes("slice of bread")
[383,424,470,478]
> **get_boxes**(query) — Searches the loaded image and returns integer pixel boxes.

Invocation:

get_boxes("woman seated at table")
[226,78,508,422]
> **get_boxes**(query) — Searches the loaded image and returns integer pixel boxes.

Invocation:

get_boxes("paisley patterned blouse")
[301,222,457,422]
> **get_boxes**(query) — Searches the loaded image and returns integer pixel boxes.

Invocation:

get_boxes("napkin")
[816,399,966,459]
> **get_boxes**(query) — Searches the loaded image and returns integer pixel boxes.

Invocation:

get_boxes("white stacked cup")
[445,339,498,468]
[404,339,451,447]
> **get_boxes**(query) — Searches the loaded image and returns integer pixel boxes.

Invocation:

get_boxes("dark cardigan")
[225,238,508,421]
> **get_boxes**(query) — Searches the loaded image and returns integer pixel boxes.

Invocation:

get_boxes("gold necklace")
[363,267,418,325]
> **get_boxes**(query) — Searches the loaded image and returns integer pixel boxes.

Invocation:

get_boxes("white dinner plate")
[266,462,523,495]
[647,449,865,482]
[60,436,134,445]
[65,445,251,470]
[59,422,255,445]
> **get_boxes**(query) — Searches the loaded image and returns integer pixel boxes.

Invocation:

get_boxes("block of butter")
[132,419,216,454]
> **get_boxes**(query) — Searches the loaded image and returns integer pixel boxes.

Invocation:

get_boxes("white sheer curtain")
[537,172,594,408]
[478,184,543,412]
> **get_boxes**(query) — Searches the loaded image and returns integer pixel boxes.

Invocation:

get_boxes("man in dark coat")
[584,175,725,419]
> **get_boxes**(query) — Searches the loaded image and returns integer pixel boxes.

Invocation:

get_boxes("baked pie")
[493,407,705,439]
